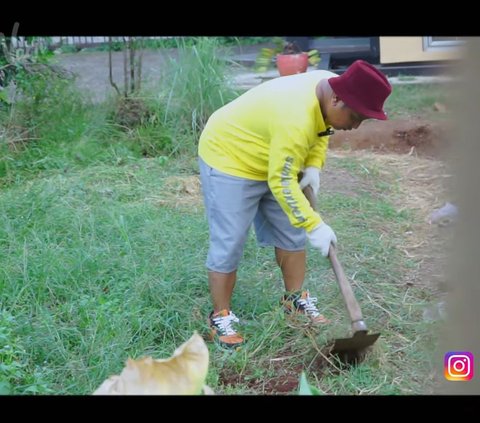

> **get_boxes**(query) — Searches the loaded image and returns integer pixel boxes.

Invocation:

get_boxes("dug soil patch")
[329,119,453,160]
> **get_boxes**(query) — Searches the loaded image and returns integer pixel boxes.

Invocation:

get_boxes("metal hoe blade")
[331,331,380,355]
[330,331,380,365]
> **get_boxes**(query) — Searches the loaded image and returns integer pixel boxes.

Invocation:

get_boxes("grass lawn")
[0,150,450,394]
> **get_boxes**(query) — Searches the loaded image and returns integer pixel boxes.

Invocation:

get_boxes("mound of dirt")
[329,119,454,159]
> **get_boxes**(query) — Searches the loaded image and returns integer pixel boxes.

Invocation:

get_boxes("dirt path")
[56,50,173,103]
[54,45,266,103]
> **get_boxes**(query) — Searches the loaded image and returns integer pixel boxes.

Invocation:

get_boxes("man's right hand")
[307,223,337,257]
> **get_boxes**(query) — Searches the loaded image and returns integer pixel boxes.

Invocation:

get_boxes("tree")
[108,36,144,98]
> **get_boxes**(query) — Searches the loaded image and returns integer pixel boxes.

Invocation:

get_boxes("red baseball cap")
[328,60,392,120]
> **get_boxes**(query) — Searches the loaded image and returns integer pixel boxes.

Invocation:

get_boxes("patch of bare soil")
[218,344,327,395]
[146,176,202,210]
[219,366,301,394]
[329,119,454,160]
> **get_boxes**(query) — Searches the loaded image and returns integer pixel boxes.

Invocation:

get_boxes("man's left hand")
[299,166,321,196]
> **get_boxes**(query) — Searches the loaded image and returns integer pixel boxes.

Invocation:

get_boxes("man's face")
[326,99,369,131]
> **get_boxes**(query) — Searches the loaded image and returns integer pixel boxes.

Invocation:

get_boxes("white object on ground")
[429,202,459,226]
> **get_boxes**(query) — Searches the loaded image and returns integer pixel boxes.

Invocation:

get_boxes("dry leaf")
[93,332,210,395]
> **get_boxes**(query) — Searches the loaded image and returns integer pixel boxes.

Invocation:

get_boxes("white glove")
[299,166,321,196]
[307,223,337,257]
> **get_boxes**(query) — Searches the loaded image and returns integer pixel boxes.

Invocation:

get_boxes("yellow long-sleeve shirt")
[198,70,337,232]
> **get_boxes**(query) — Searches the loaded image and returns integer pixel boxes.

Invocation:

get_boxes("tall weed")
[156,37,239,150]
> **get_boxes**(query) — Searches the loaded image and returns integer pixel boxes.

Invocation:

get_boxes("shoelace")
[212,311,239,336]
[296,294,320,318]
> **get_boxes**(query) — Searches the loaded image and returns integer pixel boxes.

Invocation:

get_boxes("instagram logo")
[444,352,474,381]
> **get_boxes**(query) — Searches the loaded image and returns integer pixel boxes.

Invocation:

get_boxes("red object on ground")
[276,53,309,76]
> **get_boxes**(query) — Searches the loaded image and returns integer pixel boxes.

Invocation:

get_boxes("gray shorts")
[199,157,306,273]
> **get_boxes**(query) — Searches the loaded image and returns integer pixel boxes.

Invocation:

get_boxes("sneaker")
[208,309,244,348]
[282,290,329,324]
